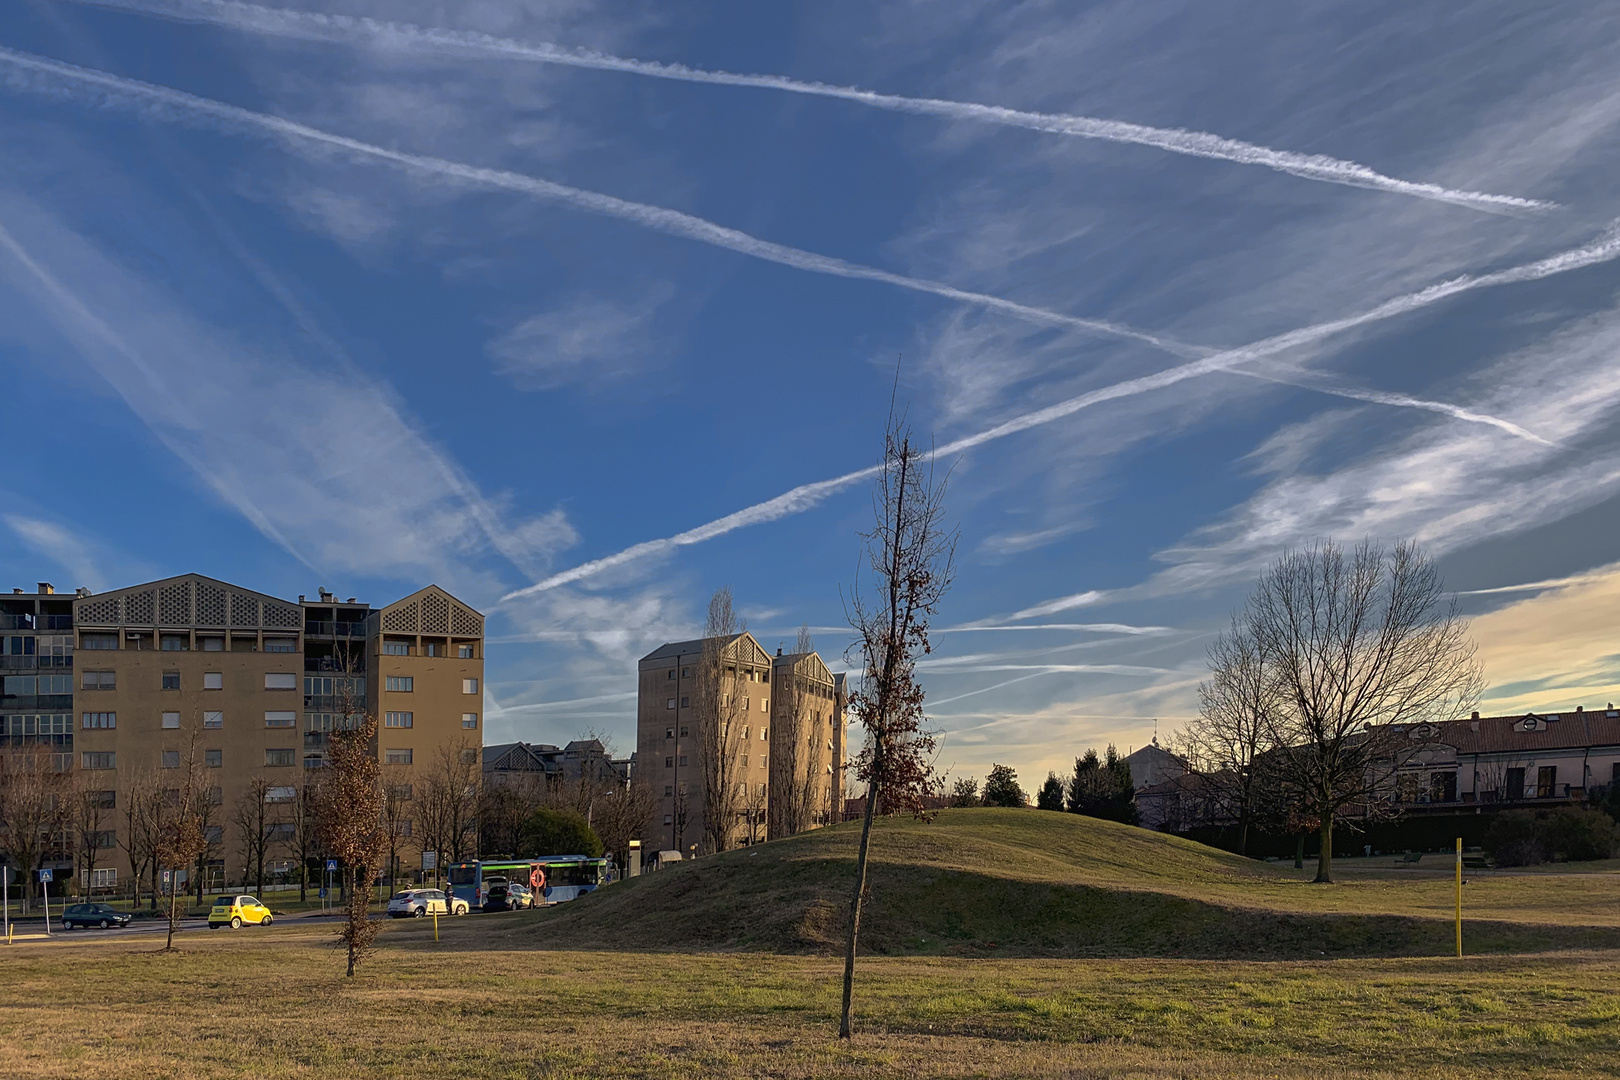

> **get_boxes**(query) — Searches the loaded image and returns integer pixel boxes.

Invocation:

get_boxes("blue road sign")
[326,859,338,872]
[38,868,52,883]
[318,887,327,898]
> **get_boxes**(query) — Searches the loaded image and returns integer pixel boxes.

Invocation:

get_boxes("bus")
[446,856,610,908]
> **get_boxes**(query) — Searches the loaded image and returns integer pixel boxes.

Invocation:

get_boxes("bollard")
[433,910,439,942]
[1454,836,1463,958]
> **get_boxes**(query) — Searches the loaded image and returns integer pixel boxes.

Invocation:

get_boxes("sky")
[3,0,1620,788]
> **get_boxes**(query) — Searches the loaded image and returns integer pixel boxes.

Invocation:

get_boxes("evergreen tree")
[1036,772,1065,811]
[1066,745,1138,824]
[980,764,1026,807]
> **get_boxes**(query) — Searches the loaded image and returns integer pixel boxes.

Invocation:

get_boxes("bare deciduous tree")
[0,749,70,913]
[231,775,276,897]
[1250,540,1482,883]
[420,740,481,879]
[839,409,956,1039]
[381,771,417,887]
[770,626,832,838]
[1180,613,1281,856]
[119,770,160,911]
[697,587,747,855]
[594,776,659,874]
[154,727,209,951]
[72,777,113,897]
[288,780,322,903]
[317,711,385,977]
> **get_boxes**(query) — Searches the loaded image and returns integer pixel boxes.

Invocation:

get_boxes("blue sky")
[5,0,1620,786]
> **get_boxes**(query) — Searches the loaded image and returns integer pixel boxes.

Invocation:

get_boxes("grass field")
[6,811,1616,1078]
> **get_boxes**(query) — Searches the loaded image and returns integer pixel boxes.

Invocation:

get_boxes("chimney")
[37,582,53,594]
[11,588,20,595]
[75,586,92,598]
[776,646,783,656]
[347,597,356,603]
[1576,705,1584,713]
[1470,711,1479,720]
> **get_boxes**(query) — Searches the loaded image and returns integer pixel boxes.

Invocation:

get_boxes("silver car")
[386,888,469,918]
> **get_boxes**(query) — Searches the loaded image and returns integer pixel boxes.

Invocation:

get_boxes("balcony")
[304,656,366,674]
[0,655,37,671]
[39,615,73,630]
[0,614,35,630]
[304,620,367,638]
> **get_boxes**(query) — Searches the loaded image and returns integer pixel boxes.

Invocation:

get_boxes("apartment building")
[1,583,79,878]
[56,573,483,889]
[637,633,846,854]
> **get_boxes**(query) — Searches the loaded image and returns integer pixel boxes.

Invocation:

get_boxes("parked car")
[506,882,534,909]
[482,882,532,912]
[387,888,469,918]
[60,903,132,930]
[208,895,273,929]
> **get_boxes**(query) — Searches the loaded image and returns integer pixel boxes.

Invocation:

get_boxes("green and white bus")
[446,856,610,908]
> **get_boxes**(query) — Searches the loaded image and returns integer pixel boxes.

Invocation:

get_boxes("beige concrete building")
[62,573,482,890]
[636,633,846,855]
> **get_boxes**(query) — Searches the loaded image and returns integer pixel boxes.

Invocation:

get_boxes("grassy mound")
[501,809,1620,959]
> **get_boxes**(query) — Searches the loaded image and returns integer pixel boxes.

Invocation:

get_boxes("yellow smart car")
[209,894,273,929]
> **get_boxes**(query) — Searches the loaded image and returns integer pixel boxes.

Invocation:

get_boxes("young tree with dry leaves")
[318,711,385,976]
[1248,540,1482,883]
[697,587,748,855]
[153,727,209,951]
[0,748,70,913]
[839,410,956,1039]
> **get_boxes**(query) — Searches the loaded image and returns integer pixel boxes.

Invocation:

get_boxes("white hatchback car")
[386,888,469,918]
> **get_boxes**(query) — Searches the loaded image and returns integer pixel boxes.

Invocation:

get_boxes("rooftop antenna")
[1152,717,1159,746]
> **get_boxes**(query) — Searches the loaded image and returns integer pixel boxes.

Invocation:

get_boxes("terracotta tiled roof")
[1384,707,1620,755]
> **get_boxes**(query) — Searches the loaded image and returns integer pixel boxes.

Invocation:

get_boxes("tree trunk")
[1294,833,1305,869]
[1237,808,1250,858]
[839,778,881,1040]
[1314,811,1334,883]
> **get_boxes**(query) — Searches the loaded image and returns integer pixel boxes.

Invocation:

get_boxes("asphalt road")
[4,909,347,943]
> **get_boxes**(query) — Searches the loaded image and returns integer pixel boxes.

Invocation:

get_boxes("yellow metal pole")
[433,910,439,942]
[1454,836,1463,958]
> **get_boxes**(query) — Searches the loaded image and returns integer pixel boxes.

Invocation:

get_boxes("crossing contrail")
[0,45,1196,355]
[0,45,1540,443]
[59,0,1555,214]
[501,218,1620,600]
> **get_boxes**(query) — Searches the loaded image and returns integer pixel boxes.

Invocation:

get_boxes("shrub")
[1485,807,1618,866]
[520,808,604,858]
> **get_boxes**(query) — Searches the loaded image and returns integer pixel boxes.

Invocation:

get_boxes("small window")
[81,671,116,690]
[383,640,410,656]
[264,711,295,728]
[667,670,676,680]
[761,698,768,712]
[665,786,673,797]
[680,726,689,738]
[200,636,224,652]
[265,786,296,803]
[666,698,676,710]
[680,696,689,707]
[204,672,223,690]
[389,784,414,801]
[266,672,298,690]
[663,814,673,826]
[80,633,117,650]
[82,751,116,769]
[160,634,189,651]
[665,727,674,739]
[462,678,478,695]
[161,750,181,769]
[81,712,116,729]
[204,711,224,729]
[162,671,181,690]
[460,748,477,765]
[458,644,474,658]
[462,712,478,729]
[162,712,180,729]
[679,755,688,767]
[665,756,673,768]
[265,749,296,767]
[386,676,414,693]
[760,727,768,740]
[385,711,414,728]
[89,790,116,809]
[205,749,222,768]
[264,637,296,653]
[424,642,443,657]
[385,748,414,765]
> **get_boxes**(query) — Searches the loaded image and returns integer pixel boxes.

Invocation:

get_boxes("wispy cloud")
[2,513,110,591]
[504,217,1619,599]
[488,284,675,390]
[1454,573,1606,596]
[63,0,1555,214]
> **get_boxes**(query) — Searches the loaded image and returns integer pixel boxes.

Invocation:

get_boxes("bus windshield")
[448,865,479,886]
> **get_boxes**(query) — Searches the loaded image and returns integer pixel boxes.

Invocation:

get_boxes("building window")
[460,748,477,765]
[204,826,223,844]
[265,786,296,803]
[385,711,414,728]
[680,726,689,737]
[1537,766,1557,798]
[200,636,224,652]
[265,749,296,767]
[385,748,413,765]
[162,671,181,690]
[205,786,222,806]
[665,727,674,739]
[667,670,676,680]
[665,757,673,768]
[304,754,326,769]
[89,789,116,809]
[204,672,223,690]
[666,698,676,710]
[462,678,479,695]
[81,671,116,690]
[264,637,296,653]
[742,755,749,768]
[264,711,295,728]
[680,696,689,708]
[162,712,180,729]
[90,867,118,889]
[663,814,673,826]
[424,642,443,657]
[383,640,410,655]
[389,784,413,801]
[458,644,474,658]
[760,727,768,741]
[267,823,295,842]
[665,786,673,797]
[206,749,222,768]
[462,712,478,729]
[679,755,688,767]
[205,711,224,729]
[82,751,115,770]
[761,698,768,712]
[162,750,181,769]
[265,673,298,690]
[160,634,189,651]
[386,676,414,693]
[80,633,117,650]
[81,712,116,729]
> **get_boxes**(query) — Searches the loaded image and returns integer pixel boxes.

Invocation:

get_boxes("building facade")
[5,573,484,892]
[769,648,844,835]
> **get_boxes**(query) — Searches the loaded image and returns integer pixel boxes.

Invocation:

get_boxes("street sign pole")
[2,864,9,943]
[39,869,52,936]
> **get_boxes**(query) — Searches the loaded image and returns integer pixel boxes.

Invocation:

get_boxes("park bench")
[1393,852,1422,867]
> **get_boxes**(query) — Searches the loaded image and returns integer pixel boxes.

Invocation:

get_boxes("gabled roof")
[1384,708,1620,755]
[377,585,483,638]
[72,573,302,631]
[772,650,834,685]
[640,632,769,666]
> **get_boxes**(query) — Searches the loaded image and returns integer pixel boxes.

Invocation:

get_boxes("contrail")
[61,0,1555,214]
[503,218,1620,600]
[0,46,1187,355]
[0,48,1545,443]
[934,622,1172,634]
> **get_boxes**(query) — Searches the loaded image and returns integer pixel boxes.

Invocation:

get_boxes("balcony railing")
[1396,783,1579,807]
[0,614,35,630]
[0,655,37,670]
[304,620,367,637]
[39,615,73,630]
